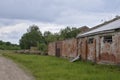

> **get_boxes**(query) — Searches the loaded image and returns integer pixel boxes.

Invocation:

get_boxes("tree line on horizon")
[0,40,20,50]
[0,25,89,51]
[19,25,88,52]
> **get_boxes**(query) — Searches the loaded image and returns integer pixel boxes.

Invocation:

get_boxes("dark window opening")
[103,36,112,43]
[56,48,60,57]
[115,28,120,32]
[88,38,94,44]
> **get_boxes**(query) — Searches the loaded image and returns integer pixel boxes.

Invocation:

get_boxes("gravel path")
[0,56,34,80]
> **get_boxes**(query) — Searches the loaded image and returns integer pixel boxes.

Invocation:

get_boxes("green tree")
[19,25,43,49]
[6,42,11,46]
[60,27,81,39]
[37,43,47,53]
[0,40,20,50]
[43,31,59,44]
[0,40,3,45]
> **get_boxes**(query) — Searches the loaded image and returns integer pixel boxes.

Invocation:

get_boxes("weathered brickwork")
[78,32,120,64]
[48,32,120,65]
[48,39,77,58]
[48,42,56,56]
[62,39,77,58]
[114,32,120,64]
[78,38,87,60]
[87,38,96,62]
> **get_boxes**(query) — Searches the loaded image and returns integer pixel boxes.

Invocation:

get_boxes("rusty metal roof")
[77,17,120,38]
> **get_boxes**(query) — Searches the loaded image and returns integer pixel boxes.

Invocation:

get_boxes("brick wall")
[62,38,77,58]
[48,38,78,58]
[78,32,120,64]
[48,32,120,65]
[48,42,56,56]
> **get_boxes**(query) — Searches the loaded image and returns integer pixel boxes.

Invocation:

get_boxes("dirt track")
[0,56,34,80]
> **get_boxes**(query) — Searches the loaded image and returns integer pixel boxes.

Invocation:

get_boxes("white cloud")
[0,20,66,44]
[0,0,120,44]
[55,10,119,27]
[0,23,29,44]
[0,10,119,44]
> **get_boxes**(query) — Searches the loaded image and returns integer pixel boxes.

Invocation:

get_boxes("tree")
[37,43,47,53]
[0,40,20,50]
[43,31,59,44]
[59,27,81,39]
[6,42,11,46]
[19,25,43,49]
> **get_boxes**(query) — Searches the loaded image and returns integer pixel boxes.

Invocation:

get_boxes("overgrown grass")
[2,51,120,80]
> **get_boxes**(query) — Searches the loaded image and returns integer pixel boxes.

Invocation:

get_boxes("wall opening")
[88,38,94,44]
[56,48,61,57]
[55,42,62,57]
[103,35,112,43]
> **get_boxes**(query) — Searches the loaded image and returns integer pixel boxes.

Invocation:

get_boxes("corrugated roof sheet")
[77,17,120,38]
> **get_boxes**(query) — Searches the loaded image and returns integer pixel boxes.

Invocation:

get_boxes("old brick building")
[77,16,120,64]
[48,16,120,65]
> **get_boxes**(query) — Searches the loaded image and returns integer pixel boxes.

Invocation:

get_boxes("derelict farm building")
[48,17,120,65]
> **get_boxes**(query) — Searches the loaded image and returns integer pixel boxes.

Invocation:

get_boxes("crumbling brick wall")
[99,34,116,63]
[48,42,56,56]
[77,38,87,60]
[48,38,77,58]
[87,38,96,62]
[115,32,120,64]
[78,32,120,64]
[62,38,77,58]
[48,32,120,65]
[98,32,120,64]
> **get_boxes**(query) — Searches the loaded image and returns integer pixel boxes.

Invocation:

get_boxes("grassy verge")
[2,51,120,80]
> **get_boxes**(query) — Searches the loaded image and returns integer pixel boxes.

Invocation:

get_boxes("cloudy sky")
[0,0,120,44]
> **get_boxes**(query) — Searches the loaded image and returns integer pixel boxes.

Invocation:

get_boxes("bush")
[37,43,47,53]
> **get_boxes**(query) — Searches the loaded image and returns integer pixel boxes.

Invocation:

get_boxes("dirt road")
[0,56,34,80]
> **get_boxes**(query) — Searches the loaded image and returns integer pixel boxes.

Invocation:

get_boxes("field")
[2,51,120,80]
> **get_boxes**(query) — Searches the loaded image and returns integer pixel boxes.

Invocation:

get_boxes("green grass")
[2,51,120,80]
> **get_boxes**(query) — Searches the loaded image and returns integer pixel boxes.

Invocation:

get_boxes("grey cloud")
[103,0,120,12]
[0,31,20,39]
[0,0,105,23]
[0,18,18,26]
[0,0,62,22]
[0,0,119,26]
[0,0,120,44]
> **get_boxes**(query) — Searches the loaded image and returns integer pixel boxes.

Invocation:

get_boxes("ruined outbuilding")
[48,16,120,65]
[77,16,120,64]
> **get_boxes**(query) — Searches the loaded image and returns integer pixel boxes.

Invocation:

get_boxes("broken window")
[103,36,112,43]
[88,38,94,44]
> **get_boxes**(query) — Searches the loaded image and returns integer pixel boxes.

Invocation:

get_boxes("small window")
[103,36,112,43]
[88,38,94,44]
